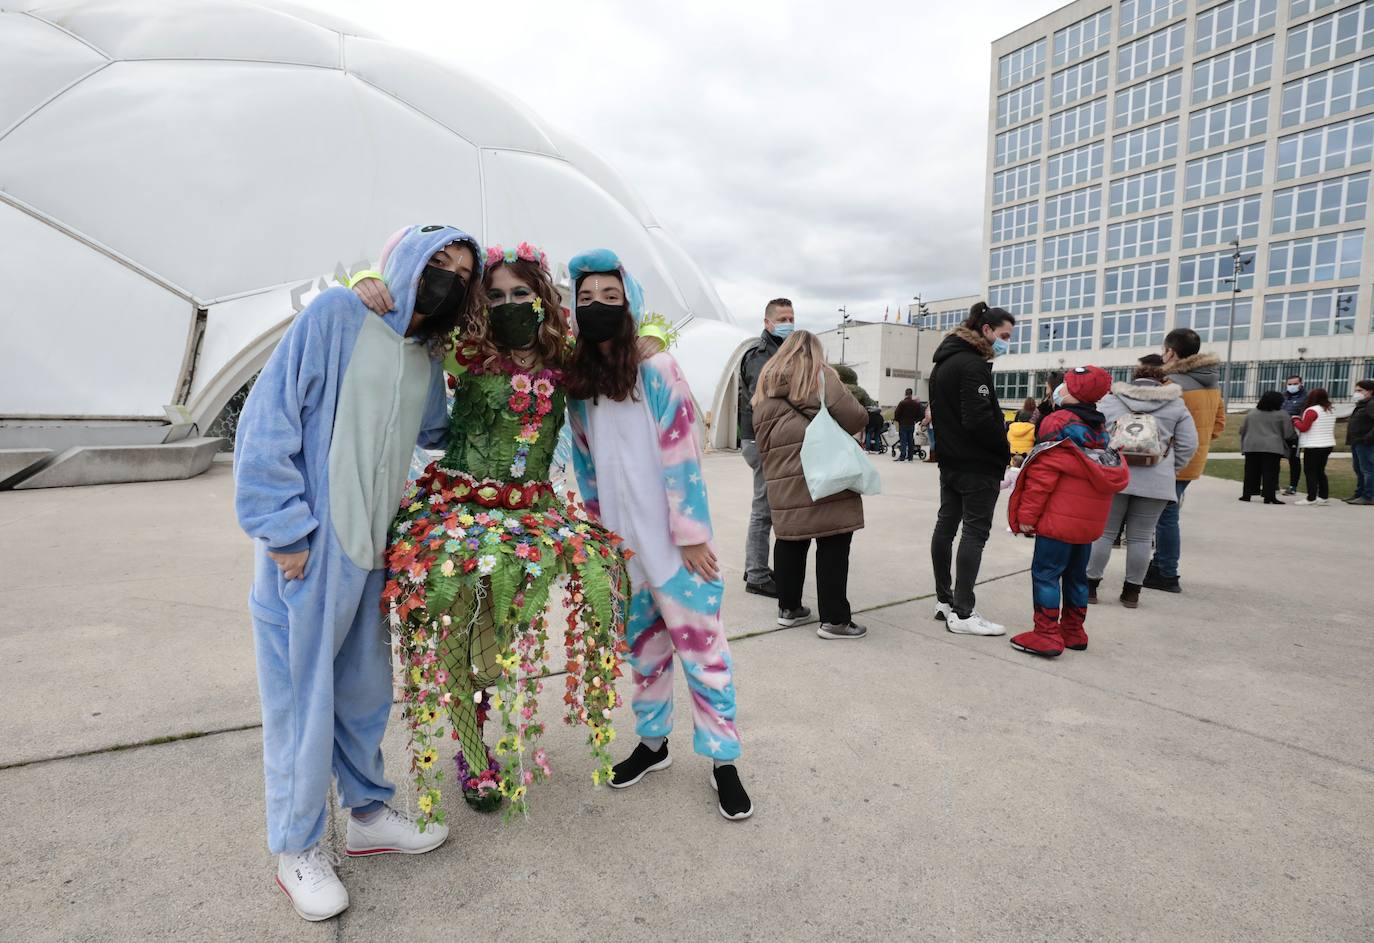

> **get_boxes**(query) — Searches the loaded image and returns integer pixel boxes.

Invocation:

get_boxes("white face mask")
[1356,390,1371,401]
[1287,384,1301,394]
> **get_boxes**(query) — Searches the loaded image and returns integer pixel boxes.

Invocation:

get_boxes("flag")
[884,304,889,322]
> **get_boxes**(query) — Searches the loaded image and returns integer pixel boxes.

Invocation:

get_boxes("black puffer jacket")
[1347,395,1374,446]
[737,329,782,440]
[928,327,1010,478]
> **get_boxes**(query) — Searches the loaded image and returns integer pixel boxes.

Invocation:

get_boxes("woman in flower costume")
[351,243,631,823]
[563,248,754,821]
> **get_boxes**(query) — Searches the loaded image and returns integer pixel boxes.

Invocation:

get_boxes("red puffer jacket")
[1009,411,1130,543]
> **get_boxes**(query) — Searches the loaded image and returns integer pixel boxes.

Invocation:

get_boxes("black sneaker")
[1142,571,1182,593]
[710,765,753,820]
[745,578,779,598]
[1282,487,1297,496]
[608,741,671,789]
[816,621,867,639]
[776,606,813,627]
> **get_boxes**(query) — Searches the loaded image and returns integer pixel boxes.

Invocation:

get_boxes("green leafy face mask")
[488,301,542,350]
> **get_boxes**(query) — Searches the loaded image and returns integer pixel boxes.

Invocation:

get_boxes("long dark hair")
[1304,388,1332,411]
[562,271,640,402]
[463,258,569,370]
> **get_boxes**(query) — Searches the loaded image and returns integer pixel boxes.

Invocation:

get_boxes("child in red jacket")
[1008,366,1129,657]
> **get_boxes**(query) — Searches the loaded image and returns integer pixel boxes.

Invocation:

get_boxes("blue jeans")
[898,425,916,460]
[1353,443,1374,499]
[1032,536,1091,613]
[1149,479,1190,579]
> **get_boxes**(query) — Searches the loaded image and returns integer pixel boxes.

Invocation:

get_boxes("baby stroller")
[888,424,927,462]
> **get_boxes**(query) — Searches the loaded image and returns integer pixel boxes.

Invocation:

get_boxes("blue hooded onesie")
[234,224,481,854]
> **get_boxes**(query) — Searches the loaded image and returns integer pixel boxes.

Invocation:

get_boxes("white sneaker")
[946,610,1005,636]
[345,804,449,857]
[934,602,952,622]
[276,846,348,922]
[1295,497,1316,506]
[1316,497,1329,506]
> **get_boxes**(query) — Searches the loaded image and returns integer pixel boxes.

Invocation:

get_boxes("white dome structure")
[0,0,754,479]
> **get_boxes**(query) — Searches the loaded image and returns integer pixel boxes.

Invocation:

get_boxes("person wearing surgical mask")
[1347,379,1374,504]
[736,298,801,601]
[1280,374,1307,495]
[926,300,1017,638]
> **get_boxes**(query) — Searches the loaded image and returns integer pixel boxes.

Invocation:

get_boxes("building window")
[1115,70,1183,127]
[1257,358,1352,396]
[1046,141,1105,190]
[988,280,1035,315]
[1049,97,1108,149]
[994,370,1033,401]
[926,308,967,331]
[1184,141,1266,198]
[1262,285,1358,335]
[1104,259,1171,304]
[1178,246,1258,296]
[1291,0,1340,17]
[1008,320,1034,354]
[993,162,1041,205]
[1271,171,1371,233]
[1267,229,1365,285]
[1176,298,1254,340]
[1112,117,1180,172]
[1054,8,1113,66]
[1101,307,1167,347]
[1044,185,1103,231]
[995,122,1043,166]
[1038,314,1095,351]
[1280,55,1374,127]
[1118,22,1187,83]
[999,37,1047,90]
[1188,88,1269,151]
[1042,228,1101,271]
[1285,1,1374,74]
[1109,165,1176,216]
[1276,112,1374,179]
[1041,271,1098,311]
[1192,37,1275,103]
[989,240,1038,280]
[997,80,1046,129]
[1052,53,1111,108]
[1181,194,1263,249]
[1121,0,1187,38]
[991,201,1039,242]
[1107,213,1174,260]
[1196,0,1278,56]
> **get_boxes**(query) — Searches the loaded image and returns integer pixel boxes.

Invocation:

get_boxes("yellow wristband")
[345,269,385,290]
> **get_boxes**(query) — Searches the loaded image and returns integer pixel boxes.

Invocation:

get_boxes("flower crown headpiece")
[486,241,550,273]
[637,311,682,350]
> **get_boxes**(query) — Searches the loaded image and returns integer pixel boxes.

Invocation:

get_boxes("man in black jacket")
[928,302,1015,637]
[1345,378,1374,504]
[737,298,796,597]
[1281,373,1306,495]
[893,388,925,461]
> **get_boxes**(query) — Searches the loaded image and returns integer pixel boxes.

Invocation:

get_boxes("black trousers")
[1287,443,1302,490]
[774,532,853,626]
[1242,452,1281,501]
[1304,447,1333,500]
[931,468,1000,619]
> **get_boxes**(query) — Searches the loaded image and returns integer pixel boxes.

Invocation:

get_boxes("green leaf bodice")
[438,369,566,483]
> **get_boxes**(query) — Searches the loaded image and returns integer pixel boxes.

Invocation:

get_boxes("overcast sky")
[293,0,1058,333]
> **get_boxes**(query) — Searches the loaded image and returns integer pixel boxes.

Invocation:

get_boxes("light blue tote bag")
[798,370,882,500]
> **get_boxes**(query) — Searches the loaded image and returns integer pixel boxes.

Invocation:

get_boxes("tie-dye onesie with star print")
[566,351,740,762]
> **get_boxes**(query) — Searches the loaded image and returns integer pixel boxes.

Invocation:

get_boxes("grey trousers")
[740,439,773,583]
[1087,493,1169,586]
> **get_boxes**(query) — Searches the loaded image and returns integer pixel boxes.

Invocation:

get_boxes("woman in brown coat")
[751,330,870,640]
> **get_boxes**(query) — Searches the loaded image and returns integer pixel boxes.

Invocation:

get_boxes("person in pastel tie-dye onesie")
[563,248,753,821]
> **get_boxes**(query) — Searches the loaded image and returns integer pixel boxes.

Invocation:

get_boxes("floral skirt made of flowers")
[384,463,632,824]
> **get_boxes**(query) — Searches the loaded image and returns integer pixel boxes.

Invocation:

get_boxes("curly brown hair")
[461,258,570,370]
[562,271,640,402]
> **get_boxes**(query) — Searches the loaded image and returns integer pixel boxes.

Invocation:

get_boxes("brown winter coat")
[1163,352,1226,481]
[752,371,869,540]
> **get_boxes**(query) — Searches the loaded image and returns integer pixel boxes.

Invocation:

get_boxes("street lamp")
[1221,239,1254,413]
[910,294,930,399]
[838,305,852,364]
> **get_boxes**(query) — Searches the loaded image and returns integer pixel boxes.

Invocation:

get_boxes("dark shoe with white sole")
[711,765,753,820]
[608,741,671,789]
[776,606,814,627]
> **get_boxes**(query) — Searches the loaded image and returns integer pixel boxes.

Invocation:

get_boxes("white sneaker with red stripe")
[344,804,448,857]
[276,846,348,922]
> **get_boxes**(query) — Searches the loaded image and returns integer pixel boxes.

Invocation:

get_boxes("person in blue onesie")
[234,224,480,922]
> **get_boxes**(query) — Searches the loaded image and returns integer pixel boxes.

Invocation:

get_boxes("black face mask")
[489,301,542,350]
[413,266,468,332]
[577,301,625,344]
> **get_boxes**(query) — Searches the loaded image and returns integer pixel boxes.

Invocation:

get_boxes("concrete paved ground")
[1,453,1370,942]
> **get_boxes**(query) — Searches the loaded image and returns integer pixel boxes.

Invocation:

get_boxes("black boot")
[1087,578,1101,605]
[1120,582,1141,608]
[1142,569,1181,593]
